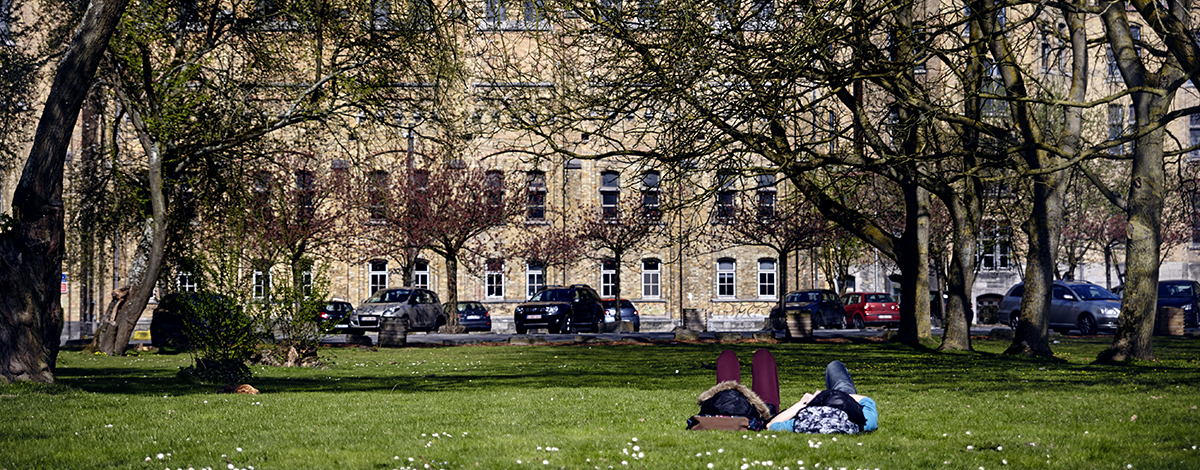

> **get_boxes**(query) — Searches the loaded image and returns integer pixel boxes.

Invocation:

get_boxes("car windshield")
[365,289,411,303]
[1070,284,1119,301]
[865,294,894,303]
[1160,283,1195,297]
[530,289,570,302]
[793,292,820,302]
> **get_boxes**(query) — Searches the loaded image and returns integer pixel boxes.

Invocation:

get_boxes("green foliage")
[177,293,257,384]
[251,261,332,360]
[5,337,1199,469]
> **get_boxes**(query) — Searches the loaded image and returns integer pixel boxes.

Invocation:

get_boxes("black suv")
[514,285,605,334]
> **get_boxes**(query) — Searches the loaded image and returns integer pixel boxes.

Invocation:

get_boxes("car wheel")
[633,324,640,333]
[548,317,562,334]
[515,324,528,335]
[811,312,820,330]
[854,315,866,330]
[593,313,603,333]
[1078,313,1097,335]
[1009,312,1020,329]
[930,314,943,329]
[563,315,575,334]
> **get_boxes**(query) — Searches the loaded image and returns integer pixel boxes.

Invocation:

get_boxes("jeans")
[824,360,858,395]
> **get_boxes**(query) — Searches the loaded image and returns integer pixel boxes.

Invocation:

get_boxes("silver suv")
[349,288,443,333]
[997,281,1120,335]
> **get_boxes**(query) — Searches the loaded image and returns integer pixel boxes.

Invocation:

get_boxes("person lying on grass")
[766,360,878,434]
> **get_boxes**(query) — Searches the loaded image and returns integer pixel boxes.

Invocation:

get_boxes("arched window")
[369,259,388,295]
[601,170,620,219]
[412,259,429,289]
[642,171,661,221]
[758,258,776,298]
[642,258,661,299]
[600,258,618,297]
[526,261,545,299]
[527,171,546,221]
[716,258,736,298]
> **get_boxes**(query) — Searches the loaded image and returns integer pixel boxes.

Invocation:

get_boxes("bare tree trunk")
[0,0,130,383]
[1005,169,1065,357]
[940,195,979,351]
[896,182,932,344]
[442,251,461,328]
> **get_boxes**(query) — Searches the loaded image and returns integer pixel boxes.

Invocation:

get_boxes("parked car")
[349,288,444,333]
[997,281,1121,335]
[317,300,354,332]
[1155,280,1200,327]
[444,301,492,332]
[840,292,900,329]
[769,289,846,330]
[514,284,606,334]
[601,298,641,332]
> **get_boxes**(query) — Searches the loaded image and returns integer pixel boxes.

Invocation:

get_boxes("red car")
[840,292,900,329]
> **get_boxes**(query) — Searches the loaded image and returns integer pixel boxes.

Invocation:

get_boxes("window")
[1108,104,1125,156]
[300,268,313,297]
[253,263,271,300]
[635,0,660,26]
[641,171,661,220]
[716,258,736,298]
[1130,24,1141,58]
[756,175,776,220]
[412,259,429,289]
[486,170,504,208]
[527,171,546,221]
[1128,104,1138,155]
[601,259,617,297]
[482,0,548,30]
[1040,27,1051,71]
[369,259,388,295]
[1190,185,1200,244]
[1107,46,1120,80]
[526,261,544,299]
[601,170,620,219]
[295,170,315,222]
[979,224,1011,270]
[369,170,388,223]
[981,60,1006,117]
[486,259,505,299]
[715,172,735,222]
[827,111,838,152]
[758,258,776,298]
[177,271,198,293]
[642,258,661,299]
[1189,114,1200,161]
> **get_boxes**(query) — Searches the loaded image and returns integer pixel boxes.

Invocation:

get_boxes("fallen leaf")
[1130,414,1138,422]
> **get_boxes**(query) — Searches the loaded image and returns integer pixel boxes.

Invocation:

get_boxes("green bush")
[177,293,258,384]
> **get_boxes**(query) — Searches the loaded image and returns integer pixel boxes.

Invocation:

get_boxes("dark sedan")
[769,289,846,330]
[445,301,492,332]
[1155,280,1200,327]
[317,300,354,332]
[601,298,640,332]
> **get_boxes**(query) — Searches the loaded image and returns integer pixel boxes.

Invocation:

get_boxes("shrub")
[978,304,999,324]
[177,293,259,384]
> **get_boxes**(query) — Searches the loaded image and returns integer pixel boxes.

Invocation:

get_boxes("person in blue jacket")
[766,360,878,434]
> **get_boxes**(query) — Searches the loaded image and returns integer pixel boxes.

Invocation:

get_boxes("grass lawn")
[2,335,1200,470]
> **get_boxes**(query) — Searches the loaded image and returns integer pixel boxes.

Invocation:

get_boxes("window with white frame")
[412,259,429,289]
[601,259,618,297]
[300,269,313,297]
[482,0,548,30]
[979,224,1011,270]
[716,258,736,298]
[177,270,198,293]
[369,259,388,295]
[642,258,661,299]
[253,263,270,300]
[758,258,776,298]
[526,261,544,299]
[486,258,505,299]
[601,170,620,219]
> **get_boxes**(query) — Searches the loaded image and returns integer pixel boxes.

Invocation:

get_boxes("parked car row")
[767,289,901,331]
